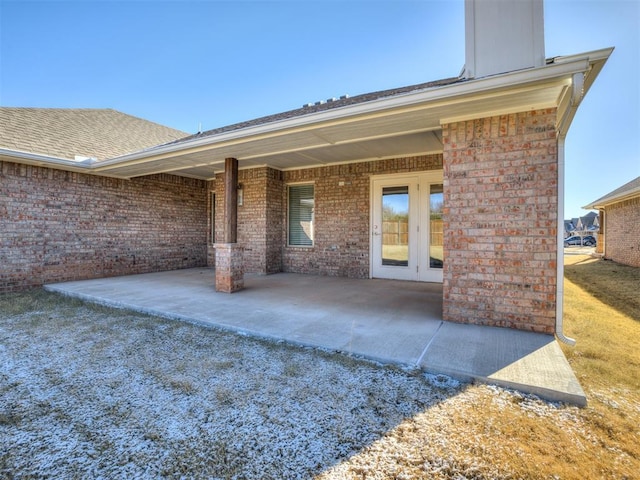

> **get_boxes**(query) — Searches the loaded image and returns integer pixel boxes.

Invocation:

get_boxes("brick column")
[215,243,244,293]
[442,109,559,334]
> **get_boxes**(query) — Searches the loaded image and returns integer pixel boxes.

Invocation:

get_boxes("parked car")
[564,235,596,247]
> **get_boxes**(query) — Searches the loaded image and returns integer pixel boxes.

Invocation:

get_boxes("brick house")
[1,0,612,339]
[574,211,599,235]
[584,176,640,267]
[564,212,599,239]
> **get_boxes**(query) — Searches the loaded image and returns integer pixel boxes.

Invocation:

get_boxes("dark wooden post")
[215,157,244,293]
[224,157,238,243]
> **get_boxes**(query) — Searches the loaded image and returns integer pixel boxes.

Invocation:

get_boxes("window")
[288,184,314,246]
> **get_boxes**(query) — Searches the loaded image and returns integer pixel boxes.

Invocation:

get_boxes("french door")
[371,172,443,282]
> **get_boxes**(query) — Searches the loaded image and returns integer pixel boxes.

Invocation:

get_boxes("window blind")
[288,185,314,246]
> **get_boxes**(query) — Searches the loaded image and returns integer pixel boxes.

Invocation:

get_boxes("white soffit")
[94,80,569,179]
[103,130,442,179]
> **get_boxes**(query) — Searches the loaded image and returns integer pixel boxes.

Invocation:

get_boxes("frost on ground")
[0,294,578,479]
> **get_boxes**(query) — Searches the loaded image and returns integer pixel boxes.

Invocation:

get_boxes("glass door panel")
[382,186,409,267]
[429,184,444,269]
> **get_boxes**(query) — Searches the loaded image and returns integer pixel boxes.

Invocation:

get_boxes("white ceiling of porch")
[99,130,444,180]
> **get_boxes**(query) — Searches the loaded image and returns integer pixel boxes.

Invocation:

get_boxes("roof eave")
[1,47,612,180]
[96,50,609,169]
[583,188,640,210]
[0,148,129,178]
[555,47,613,138]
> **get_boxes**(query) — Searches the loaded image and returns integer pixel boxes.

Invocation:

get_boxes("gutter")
[556,137,576,346]
[554,67,587,346]
[554,47,613,345]
[0,148,94,169]
[0,148,128,179]
[555,74,582,345]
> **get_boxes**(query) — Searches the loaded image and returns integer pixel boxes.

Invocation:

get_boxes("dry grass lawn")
[325,254,639,479]
[1,254,639,478]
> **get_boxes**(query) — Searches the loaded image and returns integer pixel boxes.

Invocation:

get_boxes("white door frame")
[370,171,444,282]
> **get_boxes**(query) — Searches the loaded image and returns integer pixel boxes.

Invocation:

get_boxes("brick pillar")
[215,243,244,293]
[441,109,558,334]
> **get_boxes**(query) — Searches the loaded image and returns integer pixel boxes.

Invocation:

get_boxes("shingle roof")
[584,176,640,209]
[0,108,188,161]
[163,76,462,148]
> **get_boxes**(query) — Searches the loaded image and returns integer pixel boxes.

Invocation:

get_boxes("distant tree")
[383,204,408,222]
[430,199,443,220]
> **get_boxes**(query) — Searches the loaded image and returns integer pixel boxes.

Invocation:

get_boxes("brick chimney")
[463,0,545,79]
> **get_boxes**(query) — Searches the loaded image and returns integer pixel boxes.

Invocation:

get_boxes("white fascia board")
[0,148,93,169]
[549,47,613,67]
[96,54,600,170]
[0,148,130,178]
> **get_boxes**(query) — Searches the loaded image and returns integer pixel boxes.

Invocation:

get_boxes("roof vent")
[302,94,349,108]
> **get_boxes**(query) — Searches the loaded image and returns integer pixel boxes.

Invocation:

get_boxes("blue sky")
[1,0,638,218]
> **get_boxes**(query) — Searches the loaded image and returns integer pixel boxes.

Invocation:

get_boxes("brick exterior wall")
[265,169,285,273]
[1,161,208,292]
[208,167,284,274]
[603,197,640,267]
[206,188,216,266]
[282,156,443,277]
[3,122,564,334]
[442,109,559,334]
[206,157,442,277]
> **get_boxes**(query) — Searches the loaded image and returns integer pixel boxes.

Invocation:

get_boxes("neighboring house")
[564,220,576,238]
[583,176,640,267]
[575,211,599,235]
[564,211,599,239]
[1,0,612,338]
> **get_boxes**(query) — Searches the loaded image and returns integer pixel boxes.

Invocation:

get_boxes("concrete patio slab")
[45,267,586,405]
[418,322,586,405]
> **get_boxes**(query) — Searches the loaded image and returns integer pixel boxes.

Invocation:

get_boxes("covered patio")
[45,269,586,405]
